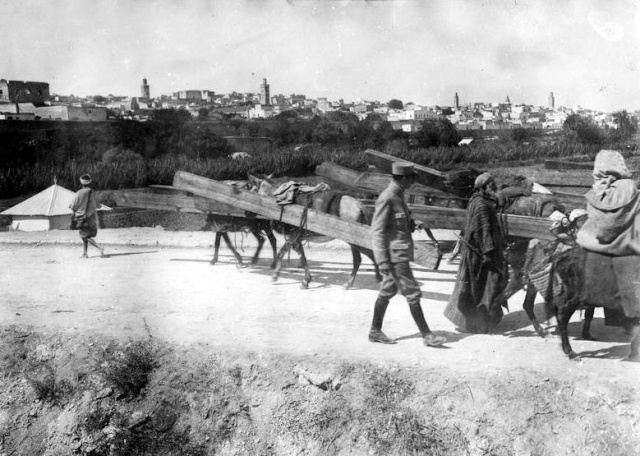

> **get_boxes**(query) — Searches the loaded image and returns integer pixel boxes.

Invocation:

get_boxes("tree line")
[0,108,636,169]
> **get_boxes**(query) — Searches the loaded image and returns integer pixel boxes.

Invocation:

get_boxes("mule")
[248,174,381,289]
[499,191,594,338]
[551,246,640,360]
[204,181,277,269]
[204,213,277,268]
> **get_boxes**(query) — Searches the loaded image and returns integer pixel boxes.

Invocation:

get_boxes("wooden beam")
[102,187,258,217]
[315,161,466,206]
[364,148,447,190]
[359,202,557,241]
[173,171,373,249]
[544,159,594,170]
[548,190,586,210]
[522,169,594,187]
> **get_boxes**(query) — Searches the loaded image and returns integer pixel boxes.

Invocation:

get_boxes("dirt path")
[1,229,639,377]
[2,228,640,454]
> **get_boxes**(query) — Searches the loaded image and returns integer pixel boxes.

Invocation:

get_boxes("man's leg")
[395,262,446,347]
[369,274,397,344]
[82,239,88,258]
[87,238,105,257]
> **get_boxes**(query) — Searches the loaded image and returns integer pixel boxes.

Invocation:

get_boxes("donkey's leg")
[265,229,278,269]
[292,242,312,289]
[211,232,222,265]
[273,242,292,282]
[249,227,266,266]
[522,284,548,337]
[581,306,596,340]
[221,232,244,268]
[557,300,580,359]
[361,248,382,283]
[344,245,362,290]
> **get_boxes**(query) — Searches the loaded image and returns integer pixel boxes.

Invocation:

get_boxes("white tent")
[0,184,110,231]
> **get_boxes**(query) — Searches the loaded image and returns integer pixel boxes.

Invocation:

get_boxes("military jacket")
[371,180,414,264]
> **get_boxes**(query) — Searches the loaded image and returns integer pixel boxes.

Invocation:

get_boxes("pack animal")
[498,191,594,338]
[204,181,277,269]
[249,174,381,289]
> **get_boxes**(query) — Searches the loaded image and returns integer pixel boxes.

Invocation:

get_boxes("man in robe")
[576,150,640,359]
[445,172,508,333]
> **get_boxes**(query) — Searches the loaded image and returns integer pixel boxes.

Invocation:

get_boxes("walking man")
[444,172,508,333]
[70,174,105,259]
[369,162,447,347]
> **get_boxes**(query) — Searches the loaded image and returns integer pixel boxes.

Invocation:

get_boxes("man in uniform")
[369,162,447,347]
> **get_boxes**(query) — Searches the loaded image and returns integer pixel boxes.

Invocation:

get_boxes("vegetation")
[96,336,159,400]
[0,110,637,198]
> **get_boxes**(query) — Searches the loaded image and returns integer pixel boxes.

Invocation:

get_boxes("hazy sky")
[2,0,639,112]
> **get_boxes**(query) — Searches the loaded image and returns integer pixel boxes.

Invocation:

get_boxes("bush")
[102,147,145,164]
[97,338,159,399]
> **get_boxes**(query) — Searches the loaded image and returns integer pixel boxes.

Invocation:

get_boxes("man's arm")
[371,197,392,267]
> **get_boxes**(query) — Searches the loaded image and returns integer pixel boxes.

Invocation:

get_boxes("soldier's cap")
[392,162,418,176]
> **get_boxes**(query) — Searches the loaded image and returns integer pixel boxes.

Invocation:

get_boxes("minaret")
[548,92,555,109]
[505,96,511,105]
[260,78,270,106]
[141,77,150,99]
[454,92,460,110]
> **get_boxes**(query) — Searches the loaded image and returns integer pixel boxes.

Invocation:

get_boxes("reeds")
[0,141,622,199]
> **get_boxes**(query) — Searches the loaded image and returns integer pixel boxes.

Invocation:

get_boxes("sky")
[1,0,639,112]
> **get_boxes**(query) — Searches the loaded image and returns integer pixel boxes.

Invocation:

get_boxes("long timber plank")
[544,159,594,170]
[315,161,466,206]
[173,171,373,249]
[359,202,557,241]
[364,148,447,189]
[103,187,257,217]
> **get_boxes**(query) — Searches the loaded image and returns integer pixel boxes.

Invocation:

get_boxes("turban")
[473,172,493,190]
[593,150,630,180]
[569,208,587,222]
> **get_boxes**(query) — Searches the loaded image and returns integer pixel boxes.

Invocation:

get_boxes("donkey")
[551,246,640,360]
[203,180,278,269]
[248,174,381,289]
[499,190,600,342]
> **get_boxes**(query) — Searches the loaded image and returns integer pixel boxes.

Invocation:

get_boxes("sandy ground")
[1,226,639,383]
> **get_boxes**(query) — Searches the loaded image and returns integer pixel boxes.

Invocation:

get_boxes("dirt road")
[2,228,640,455]
[1,227,638,375]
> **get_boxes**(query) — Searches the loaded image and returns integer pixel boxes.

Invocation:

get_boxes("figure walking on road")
[70,174,105,259]
[369,162,447,347]
[444,172,508,333]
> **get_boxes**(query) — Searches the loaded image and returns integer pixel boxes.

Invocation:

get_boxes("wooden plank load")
[364,149,448,190]
[103,186,264,217]
[544,159,594,170]
[364,149,480,200]
[315,161,467,207]
[106,171,559,243]
[358,202,557,241]
[172,171,373,250]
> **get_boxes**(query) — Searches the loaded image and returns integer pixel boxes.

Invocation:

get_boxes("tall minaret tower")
[454,92,460,110]
[141,77,150,99]
[260,78,270,105]
[548,92,555,109]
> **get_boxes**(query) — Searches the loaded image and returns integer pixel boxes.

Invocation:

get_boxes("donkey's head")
[247,173,275,197]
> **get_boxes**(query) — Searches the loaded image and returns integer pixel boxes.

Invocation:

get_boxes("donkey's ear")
[247,174,257,183]
[266,173,275,180]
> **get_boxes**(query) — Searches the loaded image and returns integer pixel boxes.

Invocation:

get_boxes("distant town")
[0,77,634,133]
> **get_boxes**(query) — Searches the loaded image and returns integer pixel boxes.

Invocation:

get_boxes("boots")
[369,297,396,344]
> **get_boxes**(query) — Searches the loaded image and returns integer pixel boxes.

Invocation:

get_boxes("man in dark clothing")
[70,174,105,259]
[444,172,508,333]
[369,162,447,347]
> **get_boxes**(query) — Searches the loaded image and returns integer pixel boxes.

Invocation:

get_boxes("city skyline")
[2,0,639,112]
